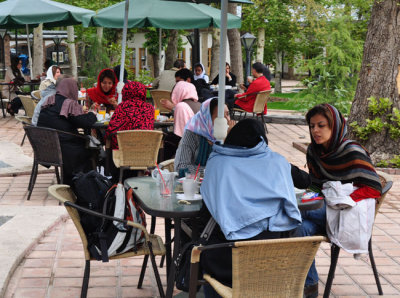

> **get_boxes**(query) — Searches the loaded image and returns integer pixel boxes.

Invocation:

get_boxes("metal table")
[124,176,323,297]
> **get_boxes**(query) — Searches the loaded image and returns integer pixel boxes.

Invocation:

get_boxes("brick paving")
[1,115,400,297]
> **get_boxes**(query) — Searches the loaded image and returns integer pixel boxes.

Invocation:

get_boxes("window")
[177,49,186,61]
[139,48,146,71]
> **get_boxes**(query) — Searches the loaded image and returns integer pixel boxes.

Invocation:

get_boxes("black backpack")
[72,170,112,235]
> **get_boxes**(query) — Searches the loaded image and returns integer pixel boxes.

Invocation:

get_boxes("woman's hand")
[161,99,175,111]
[108,97,118,108]
[227,120,237,134]
[225,69,231,81]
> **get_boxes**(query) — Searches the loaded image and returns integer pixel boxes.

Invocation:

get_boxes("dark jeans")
[292,202,327,286]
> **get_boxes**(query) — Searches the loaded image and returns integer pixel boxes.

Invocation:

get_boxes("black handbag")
[175,218,216,292]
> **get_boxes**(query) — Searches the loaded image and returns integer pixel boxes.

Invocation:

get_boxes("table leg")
[164,218,172,276]
[166,217,181,298]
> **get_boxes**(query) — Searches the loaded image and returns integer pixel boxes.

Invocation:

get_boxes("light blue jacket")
[32,84,56,126]
[200,140,301,240]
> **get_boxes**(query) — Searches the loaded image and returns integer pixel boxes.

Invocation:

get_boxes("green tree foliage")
[294,12,365,114]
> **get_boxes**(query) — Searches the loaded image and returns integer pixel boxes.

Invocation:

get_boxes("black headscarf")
[224,118,268,148]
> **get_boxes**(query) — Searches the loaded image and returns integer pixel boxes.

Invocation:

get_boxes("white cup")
[182,178,197,200]
[96,113,104,121]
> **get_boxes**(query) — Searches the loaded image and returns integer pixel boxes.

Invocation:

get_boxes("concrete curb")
[0,206,67,297]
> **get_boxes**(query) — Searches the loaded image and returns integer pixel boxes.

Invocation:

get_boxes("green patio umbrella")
[82,0,241,29]
[162,0,253,142]
[82,0,241,103]
[0,0,94,75]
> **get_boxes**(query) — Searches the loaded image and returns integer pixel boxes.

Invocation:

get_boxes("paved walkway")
[1,114,400,297]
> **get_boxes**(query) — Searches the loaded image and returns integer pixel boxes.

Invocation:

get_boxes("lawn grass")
[270,92,298,99]
[268,101,302,111]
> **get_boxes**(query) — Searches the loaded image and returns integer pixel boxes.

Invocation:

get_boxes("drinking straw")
[155,162,170,194]
[194,163,201,181]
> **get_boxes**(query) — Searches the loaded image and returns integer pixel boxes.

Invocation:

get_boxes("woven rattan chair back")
[230,236,326,298]
[252,90,271,114]
[20,95,37,118]
[31,90,41,100]
[48,184,166,298]
[159,159,175,172]
[48,184,91,260]
[375,171,393,217]
[150,90,172,114]
[24,126,63,166]
[116,130,163,169]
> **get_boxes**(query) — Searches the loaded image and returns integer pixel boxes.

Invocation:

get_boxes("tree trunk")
[348,0,400,162]
[256,27,265,63]
[274,50,283,93]
[67,26,77,79]
[151,53,160,78]
[33,24,43,78]
[228,3,244,85]
[96,27,103,43]
[201,31,209,74]
[164,29,178,70]
[210,28,220,81]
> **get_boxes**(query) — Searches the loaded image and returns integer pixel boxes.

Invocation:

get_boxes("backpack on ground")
[88,183,146,262]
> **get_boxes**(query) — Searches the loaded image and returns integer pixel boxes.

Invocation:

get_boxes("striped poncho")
[306,104,382,193]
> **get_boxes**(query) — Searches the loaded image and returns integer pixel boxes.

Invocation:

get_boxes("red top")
[87,68,118,105]
[235,76,271,113]
[350,185,381,202]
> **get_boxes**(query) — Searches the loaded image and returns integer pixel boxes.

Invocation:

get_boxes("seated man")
[229,62,271,113]
[152,59,185,91]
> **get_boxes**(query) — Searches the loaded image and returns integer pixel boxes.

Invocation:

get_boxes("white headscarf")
[193,63,209,83]
[45,65,58,85]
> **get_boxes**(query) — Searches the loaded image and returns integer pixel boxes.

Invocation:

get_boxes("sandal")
[6,103,15,116]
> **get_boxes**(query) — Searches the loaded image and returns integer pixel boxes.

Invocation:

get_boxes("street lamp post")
[52,35,63,65]
[241,32,256,82]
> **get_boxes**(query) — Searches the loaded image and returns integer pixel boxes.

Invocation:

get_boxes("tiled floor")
[1,116,400,297]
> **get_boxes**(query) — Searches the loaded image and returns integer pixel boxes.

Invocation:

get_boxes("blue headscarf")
[201,140,301,240]
[185,98,216,142]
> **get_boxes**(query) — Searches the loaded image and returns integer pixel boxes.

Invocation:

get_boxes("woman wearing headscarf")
[32,66,62,126]
[86,68,118,110]
[174,98,232,174]
[172,80,201,137]
[105,81,154,150]
[193,63,209,83]
[295,104,382,298]
[37,78,97,185]
[163,80,201,160]
[199,119,302,296]
[4,57,28,115]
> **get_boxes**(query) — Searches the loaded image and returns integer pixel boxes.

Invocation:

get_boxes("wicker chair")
[159,159,175,172]
[15,115,32,146]
[150,90,172,114]
[112,130,163,182]
[232,90,271,131]
[20,95,37,118]
[188,236,327,298]
[323,171,393,298]
[23,126,64,200]
[48,184,166,298]
[31,90,41,100]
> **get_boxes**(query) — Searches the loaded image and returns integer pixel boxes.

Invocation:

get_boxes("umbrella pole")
[213,0,229,142]
[15,29,18,56]
[118,0,130,103]
[26,24,33,79]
